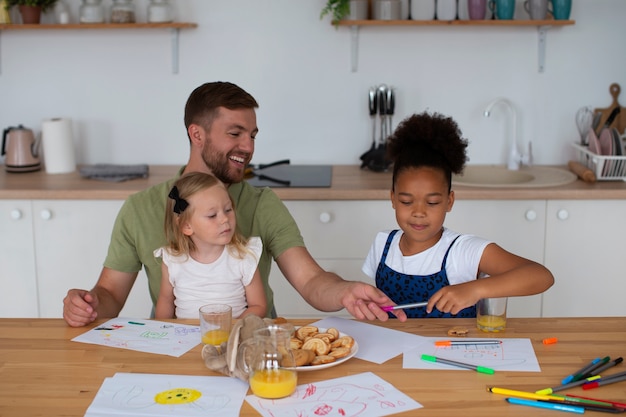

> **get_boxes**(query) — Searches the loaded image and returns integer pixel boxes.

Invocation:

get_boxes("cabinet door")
[33,200,153,319]
[0,201,39,317]
[270,201,397,318]
[445,200,547,318]
[543,200,626,317]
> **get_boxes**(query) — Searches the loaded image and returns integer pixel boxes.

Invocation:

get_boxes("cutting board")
[594,83,626,134]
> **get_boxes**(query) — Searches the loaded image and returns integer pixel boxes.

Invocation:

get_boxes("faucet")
[484,98,531,170]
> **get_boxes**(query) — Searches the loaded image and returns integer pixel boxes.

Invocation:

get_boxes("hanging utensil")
[377,84,388,145]
[575,106,593,146]
[386,87,395,139]
[360,87,379,168]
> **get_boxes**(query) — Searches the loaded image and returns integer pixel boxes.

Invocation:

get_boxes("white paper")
[85,372,248,417]
[402,337,541,372]
[310,317,425,364]
[245,372,422,417]
[71,317,200,357]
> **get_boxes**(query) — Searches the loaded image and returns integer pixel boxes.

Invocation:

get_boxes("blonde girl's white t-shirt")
[154,237,262,319]
[362,228,491,284]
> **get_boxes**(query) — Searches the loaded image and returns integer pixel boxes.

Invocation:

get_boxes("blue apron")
[375,229,476,318]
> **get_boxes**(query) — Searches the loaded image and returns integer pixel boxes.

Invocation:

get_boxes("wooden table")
[1,317,625,416]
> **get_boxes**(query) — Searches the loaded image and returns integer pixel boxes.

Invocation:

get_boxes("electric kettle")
[2,125,41,173]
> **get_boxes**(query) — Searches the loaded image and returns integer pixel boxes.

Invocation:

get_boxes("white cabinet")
[0,201,38,317]
[271,199,546,318]
[1,200,152,319]
[543,200,626,317]
[270,200,397,318]
[444,200,547,318]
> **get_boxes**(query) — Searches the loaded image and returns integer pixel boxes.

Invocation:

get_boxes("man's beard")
[201,147,246,185]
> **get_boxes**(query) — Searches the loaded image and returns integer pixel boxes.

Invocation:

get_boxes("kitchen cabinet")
[270,199,546,318]
[446,200,546,318]
[0,23,197,73]
[270,200,397,318]
[543,200,626,317]
[334,19,575,72]
[0,199,153,319]
[0,200,38,317]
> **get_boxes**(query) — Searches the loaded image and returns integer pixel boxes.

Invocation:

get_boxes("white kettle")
[2,125,41,173]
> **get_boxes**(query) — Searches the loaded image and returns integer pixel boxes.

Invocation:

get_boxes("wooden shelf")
[334,19,575,26]
[333,19,576,73]
[0,22,198,74]
[0,22,197,30]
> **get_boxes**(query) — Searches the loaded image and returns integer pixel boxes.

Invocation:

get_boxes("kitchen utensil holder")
[571,143,626,181]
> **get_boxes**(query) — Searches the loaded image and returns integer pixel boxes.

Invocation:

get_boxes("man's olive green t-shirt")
[103,167,305,317]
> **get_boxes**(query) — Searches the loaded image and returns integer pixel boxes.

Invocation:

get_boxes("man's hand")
[340,282,408,322]
[63,289,99,327]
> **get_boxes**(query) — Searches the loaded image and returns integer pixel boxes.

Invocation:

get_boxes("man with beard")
[63,82,406,327]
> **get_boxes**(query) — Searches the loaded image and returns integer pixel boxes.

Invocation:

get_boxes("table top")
[1,317,625,416]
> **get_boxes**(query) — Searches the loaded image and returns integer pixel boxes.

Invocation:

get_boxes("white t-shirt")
[154,237,262,319]
[362,228,491,284]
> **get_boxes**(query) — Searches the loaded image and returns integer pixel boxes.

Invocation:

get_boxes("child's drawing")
[403,337,541,372]
[72,317,201,357]
[246,372,422,417]
[85,373,248,417]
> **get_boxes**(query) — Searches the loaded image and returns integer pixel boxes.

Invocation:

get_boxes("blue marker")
[562,357,601,384]
[506,397,584,414]
[128,321,145,325]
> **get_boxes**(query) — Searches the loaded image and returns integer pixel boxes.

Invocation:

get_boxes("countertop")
[1,317,625,417]
[2,165,626,200]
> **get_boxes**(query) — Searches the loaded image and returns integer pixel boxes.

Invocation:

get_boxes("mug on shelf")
[488,0,515,19]
[524,0,549,20]
[410,0,435,20]
[468,0,488,20]
[550,0,571,20]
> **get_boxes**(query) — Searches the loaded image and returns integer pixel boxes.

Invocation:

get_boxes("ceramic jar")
[110,0,135,23]
[148,0,174,23]
[79,0,104,23]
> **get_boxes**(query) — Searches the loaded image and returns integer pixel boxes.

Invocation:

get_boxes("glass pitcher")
[238,325,297,399]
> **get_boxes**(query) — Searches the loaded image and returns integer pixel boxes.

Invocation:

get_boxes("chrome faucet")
[484,98,532,170]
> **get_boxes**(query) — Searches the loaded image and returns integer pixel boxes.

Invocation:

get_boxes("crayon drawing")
[71,317,201,357]
[403,337,541,372]
[85,372,248,417]
[246,372,422,417]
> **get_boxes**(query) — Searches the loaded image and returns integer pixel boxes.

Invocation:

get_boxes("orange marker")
[543,337,558,345]
[435,340,502,347]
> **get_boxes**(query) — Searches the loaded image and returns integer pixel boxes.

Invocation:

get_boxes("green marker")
[421,354,495,374]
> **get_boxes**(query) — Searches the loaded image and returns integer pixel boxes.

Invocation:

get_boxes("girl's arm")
[239,267,267,318]
[154,262,176,319]
[427,243,554,315]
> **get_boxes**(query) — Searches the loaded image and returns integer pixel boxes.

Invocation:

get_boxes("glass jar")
[79,0,104,23]
[147,0,173,23]
[110,0,135,23]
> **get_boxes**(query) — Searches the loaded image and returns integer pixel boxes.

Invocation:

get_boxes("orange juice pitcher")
[238,325,297,399]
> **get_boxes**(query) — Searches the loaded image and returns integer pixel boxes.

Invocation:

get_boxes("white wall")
[1,0,624,168]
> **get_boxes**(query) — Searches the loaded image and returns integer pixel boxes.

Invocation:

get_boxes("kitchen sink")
[452,165,577,188]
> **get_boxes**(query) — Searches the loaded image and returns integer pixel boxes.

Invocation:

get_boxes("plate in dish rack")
[292,327,359,371]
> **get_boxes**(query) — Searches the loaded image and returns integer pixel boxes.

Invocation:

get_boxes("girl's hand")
[427,282,480,315]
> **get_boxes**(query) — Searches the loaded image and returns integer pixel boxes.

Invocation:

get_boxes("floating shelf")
[0,22,198,74]
[332,19,575,73]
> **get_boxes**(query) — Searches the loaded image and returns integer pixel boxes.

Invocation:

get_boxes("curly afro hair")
[386,111,468,191]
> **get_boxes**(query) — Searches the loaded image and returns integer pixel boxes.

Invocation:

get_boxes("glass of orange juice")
[199,304,232,346]
[476,297,507,332]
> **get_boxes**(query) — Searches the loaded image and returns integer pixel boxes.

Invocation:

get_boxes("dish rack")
[571,143,626,181]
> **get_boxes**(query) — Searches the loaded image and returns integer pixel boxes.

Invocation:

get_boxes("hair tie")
[168,186,189,214]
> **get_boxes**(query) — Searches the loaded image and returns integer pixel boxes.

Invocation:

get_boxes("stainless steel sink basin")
[452,165,577,188]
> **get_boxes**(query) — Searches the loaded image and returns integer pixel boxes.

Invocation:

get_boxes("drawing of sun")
[154,388,202,405]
